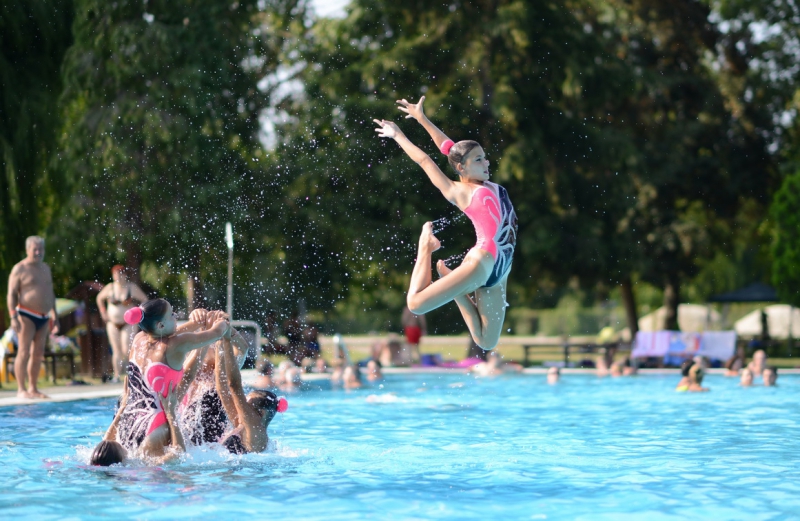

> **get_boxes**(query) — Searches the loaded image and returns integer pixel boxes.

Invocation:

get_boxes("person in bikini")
[111,299,229,458]
[374,96,518,350]
[6,236,59,399]
[96,265,149,383]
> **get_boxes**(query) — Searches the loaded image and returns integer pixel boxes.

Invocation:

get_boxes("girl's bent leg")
[407,222,440,301]
[471,278,509,350]
[437,262,507,350]
[408,247,492,315]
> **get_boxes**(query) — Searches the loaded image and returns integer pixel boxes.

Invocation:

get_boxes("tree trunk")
[663,272,680,331]
[186,248,205,313]
[186,273,205,314]
[124,240,142,284]
[124,192,144,283]
[620,276,639,339]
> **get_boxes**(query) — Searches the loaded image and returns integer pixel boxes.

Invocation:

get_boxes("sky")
[311,0,349,18]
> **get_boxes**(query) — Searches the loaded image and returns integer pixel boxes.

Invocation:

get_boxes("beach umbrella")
[734,305,800,340]
[55,298,79,318]
[638,304,722,332]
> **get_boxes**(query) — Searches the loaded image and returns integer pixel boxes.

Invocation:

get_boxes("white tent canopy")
[638,304,722,332]
[734,304,800,339]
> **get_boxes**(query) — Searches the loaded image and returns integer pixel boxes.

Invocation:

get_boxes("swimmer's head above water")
[124,298,176,336]
[689,364,705,385]
[246,390,287,424]
[90,440,127,466]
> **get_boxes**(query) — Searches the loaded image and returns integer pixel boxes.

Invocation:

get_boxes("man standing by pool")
[6,236,59,399]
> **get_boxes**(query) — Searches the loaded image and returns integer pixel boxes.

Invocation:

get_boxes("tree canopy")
[1,0,797,333]
[1,0,73,298]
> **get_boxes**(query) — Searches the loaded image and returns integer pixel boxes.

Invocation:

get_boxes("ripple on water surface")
[0,373,799,520]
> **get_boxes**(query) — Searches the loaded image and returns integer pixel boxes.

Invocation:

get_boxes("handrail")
[230,320,262,353]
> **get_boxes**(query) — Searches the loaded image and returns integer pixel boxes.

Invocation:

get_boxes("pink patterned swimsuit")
[462,181,518,287]
[117,360,184,450]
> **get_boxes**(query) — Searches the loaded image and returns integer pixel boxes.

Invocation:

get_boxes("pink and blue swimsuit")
[462,181,518,287]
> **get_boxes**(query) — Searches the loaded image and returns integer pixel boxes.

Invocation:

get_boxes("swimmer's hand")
[397,96,426,121]
[159,387,179,418]
[374,119,402,139]
[189,308,209,327]
[210,315,229,337]
[208,309,229,324]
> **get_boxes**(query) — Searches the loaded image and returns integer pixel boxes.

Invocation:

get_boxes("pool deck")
[2,367,799,408]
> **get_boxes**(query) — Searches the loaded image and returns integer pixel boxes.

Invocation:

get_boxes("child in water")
[374,96,517,350]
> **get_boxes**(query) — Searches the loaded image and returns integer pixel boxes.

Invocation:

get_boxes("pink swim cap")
[277,397,289,413]
[440,139,455,155]
[124,307,144,325]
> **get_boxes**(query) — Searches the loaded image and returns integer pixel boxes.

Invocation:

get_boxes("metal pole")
[789,305,794,358]
[225,222,234,319]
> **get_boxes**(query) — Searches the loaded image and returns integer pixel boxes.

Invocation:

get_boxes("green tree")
[55,0,301,314]
[771,171,800,305]
[686,0,800,304]
[267,0,653,331]
[0,0,73,308]
[593,0,779,329]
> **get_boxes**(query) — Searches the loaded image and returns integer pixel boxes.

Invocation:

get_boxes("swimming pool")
[1,373,798,520]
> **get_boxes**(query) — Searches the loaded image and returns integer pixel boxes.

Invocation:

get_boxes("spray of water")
[429,212,468,269]
[430,212,466,235]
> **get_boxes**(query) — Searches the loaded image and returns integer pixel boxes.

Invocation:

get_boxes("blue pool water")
[1,373,799,520]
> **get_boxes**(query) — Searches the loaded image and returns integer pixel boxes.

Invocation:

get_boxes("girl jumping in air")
[374,96,517,350]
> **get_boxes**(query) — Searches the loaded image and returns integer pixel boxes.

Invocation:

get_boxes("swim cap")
[277,397,289,413]
[124,307,144,325]
[440,139,455,155]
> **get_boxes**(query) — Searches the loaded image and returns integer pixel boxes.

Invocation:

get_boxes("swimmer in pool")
[676,363,709,393]
[113,300,229,457]
[213,326,281,454]
[178,309,246,447]
[374,96,517,350]
[92,332,213,466]
[92,381,187,466]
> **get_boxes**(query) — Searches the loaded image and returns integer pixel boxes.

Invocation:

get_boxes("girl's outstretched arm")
[215,334,241,427]
[397,96,451,149]
[375,119,458,204]
[151,391,185,465]
[168,316,229,365]
[103,387,128,442]
[177,344,209,401]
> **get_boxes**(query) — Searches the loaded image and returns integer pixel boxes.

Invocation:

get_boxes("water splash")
[430,212,466,235]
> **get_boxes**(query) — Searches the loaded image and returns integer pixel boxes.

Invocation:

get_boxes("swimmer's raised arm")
[176,320,202,334]
[151,392,185,464]
[214,333,241,427]
[168,316,229,362]
[374,119,458,204]
[178,308,212,333]
[177,345,209,400]
[102,388,128,442]
[396,96,451,149]
[230,328,249,364]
